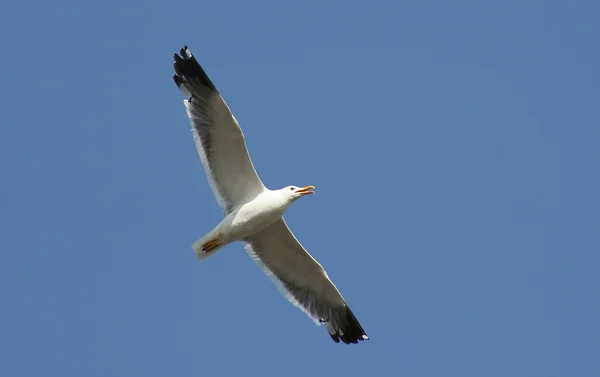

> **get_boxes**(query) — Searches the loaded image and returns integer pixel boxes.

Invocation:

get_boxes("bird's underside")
[172,46,369,344]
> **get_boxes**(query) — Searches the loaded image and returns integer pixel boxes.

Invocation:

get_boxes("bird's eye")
[289,187,294,191]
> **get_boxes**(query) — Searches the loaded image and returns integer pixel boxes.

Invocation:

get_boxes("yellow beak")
[295,185,315,195]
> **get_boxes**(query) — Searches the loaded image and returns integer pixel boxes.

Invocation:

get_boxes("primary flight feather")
[173,46,368,344]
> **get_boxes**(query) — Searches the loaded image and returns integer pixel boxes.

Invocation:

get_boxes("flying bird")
[172,46,368,344]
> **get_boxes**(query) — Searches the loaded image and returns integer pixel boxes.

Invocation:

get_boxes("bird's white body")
[209,190,289,244]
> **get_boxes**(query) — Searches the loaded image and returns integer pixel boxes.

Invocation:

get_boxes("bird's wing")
[244,218,368,344]
[173,47,265,213]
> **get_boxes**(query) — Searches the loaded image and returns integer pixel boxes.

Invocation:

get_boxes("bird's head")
[282,185,315,201]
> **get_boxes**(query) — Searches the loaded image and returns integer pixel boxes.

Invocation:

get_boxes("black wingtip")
[173,74,183,87]
[172,46,218,92]
[334,307,369,345]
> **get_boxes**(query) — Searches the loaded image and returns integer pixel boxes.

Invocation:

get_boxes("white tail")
[192,231,226,260]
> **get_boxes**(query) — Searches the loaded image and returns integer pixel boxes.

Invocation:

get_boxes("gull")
[172,46,368,344]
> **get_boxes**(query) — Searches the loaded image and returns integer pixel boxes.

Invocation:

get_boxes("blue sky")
[1,0,599,376]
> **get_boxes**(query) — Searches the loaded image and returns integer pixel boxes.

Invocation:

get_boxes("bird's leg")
[202,232,223,253]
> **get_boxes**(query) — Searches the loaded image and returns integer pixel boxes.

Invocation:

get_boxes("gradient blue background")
[1,1,599,376]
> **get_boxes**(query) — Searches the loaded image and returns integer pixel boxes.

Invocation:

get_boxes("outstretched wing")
[173,46,265,213]
[244,218,369,344]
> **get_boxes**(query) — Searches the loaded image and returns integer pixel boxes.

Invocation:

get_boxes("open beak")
[295,185,315,195]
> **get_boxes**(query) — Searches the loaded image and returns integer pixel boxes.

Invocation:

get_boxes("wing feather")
[173,47,265,212]
[245,218,368,344]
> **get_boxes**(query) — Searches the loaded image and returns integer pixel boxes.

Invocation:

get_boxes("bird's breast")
[225,197,285,240]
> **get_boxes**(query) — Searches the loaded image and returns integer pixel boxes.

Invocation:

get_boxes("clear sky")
[1,0,599,376]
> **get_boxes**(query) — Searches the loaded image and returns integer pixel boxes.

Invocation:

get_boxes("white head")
[280,185,315,202]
